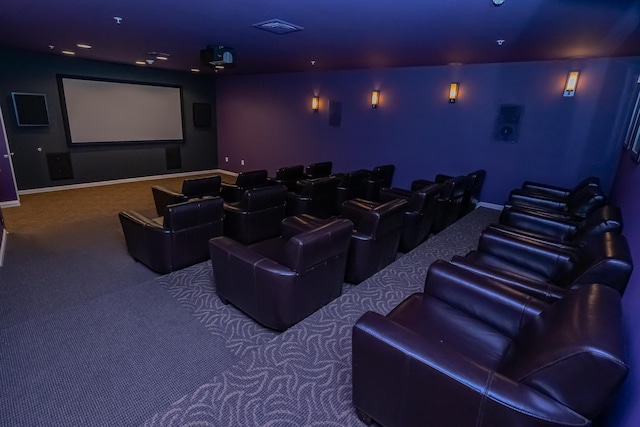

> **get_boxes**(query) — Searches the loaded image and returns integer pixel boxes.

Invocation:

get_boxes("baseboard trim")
[477,201,504,211]
[18,169,237,195]
[0,200,20,208]
[0,228,7,267]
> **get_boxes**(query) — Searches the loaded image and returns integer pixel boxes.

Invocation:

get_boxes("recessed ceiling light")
[62,50,75,55]
[135,61,146,65]
[77,43,92,49]
[191,68,200,73]
[156,56,168,60]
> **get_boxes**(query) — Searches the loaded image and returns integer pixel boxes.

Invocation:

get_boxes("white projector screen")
[59,76,184,144]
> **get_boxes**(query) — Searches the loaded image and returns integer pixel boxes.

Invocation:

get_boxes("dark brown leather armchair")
[287,176,340,218]
[352,260,628,427]
[507,185,606,219]
[209,218,353,331]
[271,165,304,191]
[151,175,221,216]
[304,161,333,179]
[334,169,370,214]
[221,169,269,203]
[450,230,633,302]
[223,184,287,245]
[364,164,395,201]
[519,176,600,200]
[119,197,224,274]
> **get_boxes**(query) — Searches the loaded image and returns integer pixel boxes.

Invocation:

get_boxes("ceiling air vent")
[253,19,303,35]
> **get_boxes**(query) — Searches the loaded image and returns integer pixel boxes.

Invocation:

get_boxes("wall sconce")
[311,96,319,112]
[371,90,380,108]
[449,82,459,103]
[563,71,580,97]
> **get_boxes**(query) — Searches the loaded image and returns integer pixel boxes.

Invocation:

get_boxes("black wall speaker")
[193,102,212,127]
[494,105,523,142]
[165,147,182,170]
[328,101,342,127]
[46,152,73,180]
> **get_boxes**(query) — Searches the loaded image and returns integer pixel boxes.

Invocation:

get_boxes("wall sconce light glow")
[371,90,380,108]
[312,96,320,112]
[62,50,75,55]
[563,71,580,97]
[76,43,92,49]
[449,82,459,103]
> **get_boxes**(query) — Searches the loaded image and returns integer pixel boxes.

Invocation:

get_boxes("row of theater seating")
[120,162,486,276]
[351,177,632,426]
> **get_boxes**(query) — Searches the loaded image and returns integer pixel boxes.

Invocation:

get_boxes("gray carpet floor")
[0,207,499,426]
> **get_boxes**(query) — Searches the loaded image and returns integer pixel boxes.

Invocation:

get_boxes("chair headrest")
[164,197,223,230]
[304,161,333,178]
[276,165,304,181]
[181,176,221,198]
[235,169,268,187]
[296,176,340,196]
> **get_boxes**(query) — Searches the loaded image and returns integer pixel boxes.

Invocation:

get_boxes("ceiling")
[1,0,639,75]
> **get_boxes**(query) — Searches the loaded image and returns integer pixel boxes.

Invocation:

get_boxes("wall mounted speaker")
[165,147,182,170]
[494,105,523,143]
[46,152,74,180]
[193,102,212,127]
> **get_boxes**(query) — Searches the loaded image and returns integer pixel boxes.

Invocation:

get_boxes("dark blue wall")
[0,48,218,190]
[217,57,638,204]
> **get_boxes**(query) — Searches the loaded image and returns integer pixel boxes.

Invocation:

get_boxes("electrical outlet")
[241,159,245,166]
[225,156,229,162]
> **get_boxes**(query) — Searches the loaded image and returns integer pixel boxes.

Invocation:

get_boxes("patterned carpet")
[143,207,500,427]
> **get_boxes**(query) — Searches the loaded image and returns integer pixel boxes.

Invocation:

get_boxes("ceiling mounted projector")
[201,46,236,67]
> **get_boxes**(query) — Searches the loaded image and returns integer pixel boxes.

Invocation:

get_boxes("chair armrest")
[378,187,413,202]
[424,261,545,337]
[151,185,186,216]
[450,256,566,303]
[352,310,588,427]
[521,181,571,198]
[508,189,567,211]
[477,229,574,280]
[499,206,579,240]
[340,198,379,224]
[486,224,580,252]
[118,210,164,228]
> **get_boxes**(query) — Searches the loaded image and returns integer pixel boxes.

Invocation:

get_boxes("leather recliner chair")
[371,183,444,253]
[119,197,224,274]
[283,197,408,283]
[151,175,221,216]
[271,165,304,191]
[334,169,371,214]
[223,184,287,245]
[506,184,606,219]
[287,176,341,218]
[450,230,633,302]
[209,218,353,331]
[411,169,486,218]
[220,169,269,203]
[518,175,600,200]
[352,260,628,427]
[304,161,333,179]
[490,205,623,246]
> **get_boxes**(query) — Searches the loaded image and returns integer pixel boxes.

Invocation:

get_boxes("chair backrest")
[339,169,370,198]
[282,218,353,272]
[164,197,224,230]
[238,184,287,211]
[370,164,395,188]
[235,169,268,188]
[573,176,600,193]
[304,161,333,179]
[465,169,486,213]
[572,205,623,241]
[499,284,627,420]
[356,198,407,238]
[181,175,221,198]
[561,232,633,294]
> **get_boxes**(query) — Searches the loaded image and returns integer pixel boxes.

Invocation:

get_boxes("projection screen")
[58,76,184,145]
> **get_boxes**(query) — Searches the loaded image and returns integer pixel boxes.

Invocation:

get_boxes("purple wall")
[606,151,640,427]
[217,57,637,204]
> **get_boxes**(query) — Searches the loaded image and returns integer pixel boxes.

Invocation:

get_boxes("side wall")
[0,48,218,190]
[607,150,640,427]
[216,57,639,204]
